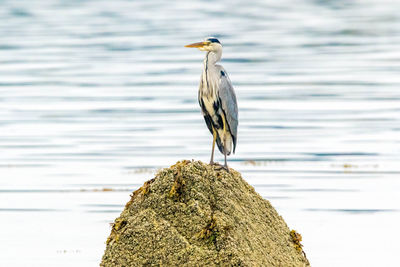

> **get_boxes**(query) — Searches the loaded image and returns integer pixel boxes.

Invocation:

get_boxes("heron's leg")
[209,127,217,165]
[220,115,229,172]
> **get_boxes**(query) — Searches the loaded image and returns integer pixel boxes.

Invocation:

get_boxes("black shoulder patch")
[220,70,225,76]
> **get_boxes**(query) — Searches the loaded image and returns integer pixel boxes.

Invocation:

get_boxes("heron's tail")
[216,134,232,156]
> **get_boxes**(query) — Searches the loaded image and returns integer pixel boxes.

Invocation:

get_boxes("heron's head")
[185,37,222,52]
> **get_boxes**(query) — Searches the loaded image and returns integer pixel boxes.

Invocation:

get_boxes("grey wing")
[217,68,238,153]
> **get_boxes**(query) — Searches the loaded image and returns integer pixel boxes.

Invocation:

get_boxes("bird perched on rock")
[186,37,238,171]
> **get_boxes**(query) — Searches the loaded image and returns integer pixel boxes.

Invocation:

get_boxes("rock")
[101,160,309,266]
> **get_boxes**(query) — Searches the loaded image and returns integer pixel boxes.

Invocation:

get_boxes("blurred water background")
[1,0,400,266]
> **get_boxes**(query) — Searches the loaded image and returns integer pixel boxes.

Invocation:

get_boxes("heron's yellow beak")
[185,41,209,48]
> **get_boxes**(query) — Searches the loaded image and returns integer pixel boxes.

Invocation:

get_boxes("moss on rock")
[101,160,310,266]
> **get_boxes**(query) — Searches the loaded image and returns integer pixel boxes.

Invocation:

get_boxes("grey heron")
[185,37,238,171]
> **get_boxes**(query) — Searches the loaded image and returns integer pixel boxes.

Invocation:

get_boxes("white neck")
[204,50,222,67]
[201,50,222,96]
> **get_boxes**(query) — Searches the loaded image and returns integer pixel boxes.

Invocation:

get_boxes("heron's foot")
[214,164,230,173]
[209,161,221,166]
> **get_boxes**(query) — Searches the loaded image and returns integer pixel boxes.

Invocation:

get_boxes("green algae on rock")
[101,160,310,266]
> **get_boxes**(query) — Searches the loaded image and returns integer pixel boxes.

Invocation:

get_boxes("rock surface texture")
[101,160,309,266]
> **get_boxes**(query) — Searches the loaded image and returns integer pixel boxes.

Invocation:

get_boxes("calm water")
[1,0,400,266]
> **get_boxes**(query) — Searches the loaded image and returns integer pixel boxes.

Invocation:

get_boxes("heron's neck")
[201,51,222,96]
[204,51,222,68]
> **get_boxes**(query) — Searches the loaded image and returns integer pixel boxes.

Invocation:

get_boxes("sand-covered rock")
[101,160,309,266]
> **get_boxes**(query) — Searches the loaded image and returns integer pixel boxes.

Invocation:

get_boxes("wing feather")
[217,67,238,153]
